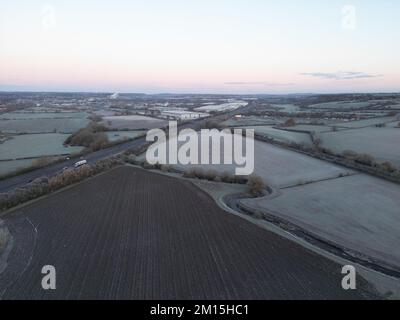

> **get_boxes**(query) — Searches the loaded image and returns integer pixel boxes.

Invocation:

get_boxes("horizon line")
[1,89,399,96]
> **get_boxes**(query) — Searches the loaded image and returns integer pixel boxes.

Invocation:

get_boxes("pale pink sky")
[1,0,399,93]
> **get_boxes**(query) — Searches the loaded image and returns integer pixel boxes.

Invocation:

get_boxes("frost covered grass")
[321,127,400,166]
[0,112,88,120]
[335,116,398,128]
[240,125,313,147]
[0,134,83,160]
[195,101,248,112]
[102,115,168,130]
[0,118,89,134]
[142,131,352,188]
[308,101,371,110]
[240,174,400,270]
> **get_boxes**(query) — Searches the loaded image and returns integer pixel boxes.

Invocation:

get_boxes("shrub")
[203,169,218,181]
[247,175,265,197]
[182,170,196,179]
[160,165,172,172]
[283,118,296,127]
[380,161,397,173]
[220,171,235,183]
[342,150,358,159]
[313,137,322,149]
[125,154,137,164]
[183,168,204,179]
[355,154,376,167]
[182,168,246,184]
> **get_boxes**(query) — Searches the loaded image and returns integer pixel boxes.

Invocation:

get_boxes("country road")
[0,166,376,299]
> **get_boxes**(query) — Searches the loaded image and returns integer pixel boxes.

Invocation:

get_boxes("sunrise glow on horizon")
[0,0,399,94]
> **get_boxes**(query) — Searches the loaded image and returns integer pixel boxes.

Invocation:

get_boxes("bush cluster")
[247,175,266,197]
[183,168,247,184]
[65,122,109,151]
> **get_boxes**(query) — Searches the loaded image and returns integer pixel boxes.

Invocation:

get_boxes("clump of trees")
[380,161,397,173]
[283,118,296,127]
[247,175,266,197]
[65,122,109,151]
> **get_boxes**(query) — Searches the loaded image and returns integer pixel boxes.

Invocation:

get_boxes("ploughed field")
[0,166,372,299]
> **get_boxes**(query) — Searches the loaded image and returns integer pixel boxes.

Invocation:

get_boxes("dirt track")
[0,166,375,299]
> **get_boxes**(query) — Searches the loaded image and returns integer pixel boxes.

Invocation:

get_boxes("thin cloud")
[224,81,294,86]
[301,71,381,80]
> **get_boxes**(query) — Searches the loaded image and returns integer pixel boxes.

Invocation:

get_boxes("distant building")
[110,92,119,100]
[160,110,209,120]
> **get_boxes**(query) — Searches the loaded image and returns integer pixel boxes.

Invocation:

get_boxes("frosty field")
[195,101,248,112]
[307,101,372,110]
[143,132,353,188]
[287,124,337,133]
[240,174,400,271]
[271,104,300,112]
[320,127,400,165]
[0,133,83,160]
[0,112,88,120]
[239,126,313,146]
[0,118,89,134]
[103,115,168,130]
[106,130,146,142]
[335,116,398,129]
[222,117,280,127]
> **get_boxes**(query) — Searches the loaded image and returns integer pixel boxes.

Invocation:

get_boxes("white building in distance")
[160,110,209,120]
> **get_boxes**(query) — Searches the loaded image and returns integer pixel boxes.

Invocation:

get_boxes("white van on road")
[74,160,87,168]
